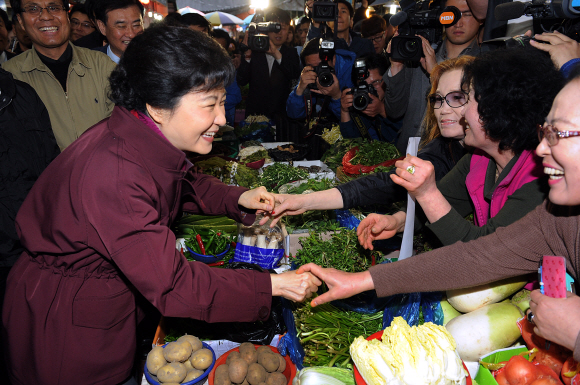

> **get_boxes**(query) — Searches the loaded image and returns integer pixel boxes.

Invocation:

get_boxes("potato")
[241,380,249,385]
[228,358,249,384]
[183,359,194,371]
[183,368,204,382]
[256,346,272,355]
[266,372,286,385]
[146,346,167,376]
[164,341,193,363]
[157,362,187,383]
[239,342,258,364]
[246,363,267,385]
[214,364,231,385]
[275,354,286,373]
[258,351,279,373]
[258,383,267,385]
[239,342,256,354]
[226,351,242,366]
[190,348,213,370]
[177,334,203,354]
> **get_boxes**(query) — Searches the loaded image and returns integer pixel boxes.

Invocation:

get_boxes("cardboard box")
[474,346,529,385]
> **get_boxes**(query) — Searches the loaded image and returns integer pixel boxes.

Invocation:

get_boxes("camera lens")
[318,72,334,88]
[404,40,418,52]
[316,5,334,17]
[353,93,369,111]
[253,36,269,51]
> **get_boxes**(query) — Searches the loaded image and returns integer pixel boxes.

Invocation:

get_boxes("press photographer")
[385,0,482,153]
[305,0,374,57]
[286,37,356,120]
[340,54,402,142]
[237,8,300,125]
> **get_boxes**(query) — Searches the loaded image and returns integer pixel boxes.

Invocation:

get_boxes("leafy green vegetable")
[258,163,309,193]
[321,138,365,172]
[282,210,341,234]
[287,178,336,194]
[348,141,400,166]
[241,148,268,163]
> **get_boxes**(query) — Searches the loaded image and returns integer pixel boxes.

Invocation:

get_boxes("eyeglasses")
[538,123,580,146]
[366,32,385,43]
[428,91,469,109]
[369,78,383,90]
[71,19,95,30]
[22,4,66,16]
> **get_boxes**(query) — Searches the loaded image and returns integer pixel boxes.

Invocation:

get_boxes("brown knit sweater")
[369,200,580,360]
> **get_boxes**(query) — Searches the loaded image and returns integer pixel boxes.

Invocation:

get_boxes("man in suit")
[237,7,301,127]
[88,0,144,64]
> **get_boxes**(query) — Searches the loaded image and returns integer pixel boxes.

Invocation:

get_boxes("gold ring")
[406,165,416,175]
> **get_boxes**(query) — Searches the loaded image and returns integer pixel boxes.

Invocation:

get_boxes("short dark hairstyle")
[363,53,389,76]
[10,0,69,14]
[461,47,564,154]
[70,3,89,17]
[0,8,11,31]
[361,15,386,38]
[265,7,291,25]
[109,25,234,113]
[181,13,211,33]
[337,0,354,18]
[85,0,144,25]
[212,28,231,46]
[162,12,184,27]
[297,16,310,27]
[300,38,322,67]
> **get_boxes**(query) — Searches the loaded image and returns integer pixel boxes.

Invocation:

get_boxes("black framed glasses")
[366,32,385,43]
[538,123,580,146]
[71,19,95,29]
[428,91,469,109]
[22,4,66,16]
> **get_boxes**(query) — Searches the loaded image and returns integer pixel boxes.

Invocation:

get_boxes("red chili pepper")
[216,232,222,236]
[196,234,206,255]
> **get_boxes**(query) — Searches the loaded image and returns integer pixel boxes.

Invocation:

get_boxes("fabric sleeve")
[286,88,307,119]
[236,58,251,87]
[103,57,117,117]
[383,66,412,119]
[369,203,554,298]
[339,120,361,139]
[82,153,272,323]
[307,23,322,42]
[329,97,342,119]
[276,47,301,82]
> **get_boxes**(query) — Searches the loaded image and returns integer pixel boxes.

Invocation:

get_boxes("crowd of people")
[1,0,580,384]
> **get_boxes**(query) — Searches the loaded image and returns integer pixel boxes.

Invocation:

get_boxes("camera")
[308,0,339,22]
[308,40,336,90]
[390,0,461,61]
[348,58,378,111]
[246,21,282,52]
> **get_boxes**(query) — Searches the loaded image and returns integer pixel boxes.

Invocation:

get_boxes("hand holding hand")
[530,30,580,69]
[391,155,437,200]
[357,212,405,250]
[271,270,322,302]
[341,88,353,113]
[418,35,437,74]
[528,290,580,352]
[295,263,374,306]
[258,193,310,226]
[238,186,275,213]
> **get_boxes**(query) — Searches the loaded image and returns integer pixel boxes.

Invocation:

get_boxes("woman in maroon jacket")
[2,26,320,385]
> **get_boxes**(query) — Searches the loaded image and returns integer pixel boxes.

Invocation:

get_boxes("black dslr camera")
[308,39,336,90]
[241,12,281,53]
[347,58,378,111]
[308,0,339,22]
[390,0,461,62]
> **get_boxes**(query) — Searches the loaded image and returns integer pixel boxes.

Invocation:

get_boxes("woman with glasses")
[298,67,580,360]
[358,47,563,248]
[69,3,95,42]
[266,56,473,223]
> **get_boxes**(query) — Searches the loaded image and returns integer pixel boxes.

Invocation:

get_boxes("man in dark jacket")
[306,0,374,58]
[0,67,59,383]
[237,7,301,126]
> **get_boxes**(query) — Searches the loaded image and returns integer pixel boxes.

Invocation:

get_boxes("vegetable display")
[293,299,383,368]
[350,317,467,385]
[259,163,309,193]
[293,366,355,385]
[446,276,528,313]
[294,228,381,273]
[194,157,259,188]
[347,141,400,167]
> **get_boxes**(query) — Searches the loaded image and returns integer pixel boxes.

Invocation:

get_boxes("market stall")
[142,116,578,385]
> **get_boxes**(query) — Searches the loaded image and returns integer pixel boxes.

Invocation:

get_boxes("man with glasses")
[384,0,482,153]
[88,0,144,64]
[339,54,401,141]
[3,0,116,150]
[69,3,95,42]
[295,16,310,55]
[361,15,395,57]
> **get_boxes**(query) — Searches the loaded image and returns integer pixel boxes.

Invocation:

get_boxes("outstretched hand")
[258,193,310,226]
[238,186,275,214]
[295,263,374,307]
[357,212,405,250]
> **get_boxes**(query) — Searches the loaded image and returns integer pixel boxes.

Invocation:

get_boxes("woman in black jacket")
[268,56,474,220]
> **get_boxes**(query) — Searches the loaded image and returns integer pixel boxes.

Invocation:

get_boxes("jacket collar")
[20,42,91,77]
[107,106,188,172]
